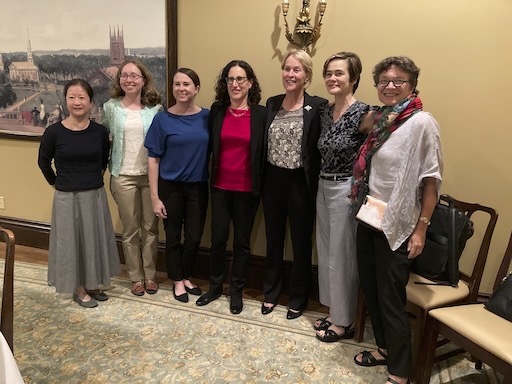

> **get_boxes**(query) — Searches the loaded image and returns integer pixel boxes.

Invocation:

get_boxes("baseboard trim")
[0,215,319,300]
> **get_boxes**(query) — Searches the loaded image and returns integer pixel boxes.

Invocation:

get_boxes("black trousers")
[262,163,315,310]
[158,178,208,281]
[357,224,412,378]
[208,187,260,297]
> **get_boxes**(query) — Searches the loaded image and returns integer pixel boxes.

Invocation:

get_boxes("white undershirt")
[119,109,147,175]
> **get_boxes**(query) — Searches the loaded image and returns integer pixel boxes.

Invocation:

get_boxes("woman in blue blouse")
[145,68,209,303]
[102,59,163,296]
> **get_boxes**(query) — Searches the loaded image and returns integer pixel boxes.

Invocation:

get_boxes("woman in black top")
[38,79,120,308]
[195,60,266,314]
[261,49,327,319]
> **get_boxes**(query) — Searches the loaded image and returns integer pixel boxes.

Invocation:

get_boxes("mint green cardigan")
[101,99,163,177]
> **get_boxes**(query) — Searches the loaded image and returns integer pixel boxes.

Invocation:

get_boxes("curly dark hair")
[110,59,162,106]
[372,56,421,94]
[213,60,262,106]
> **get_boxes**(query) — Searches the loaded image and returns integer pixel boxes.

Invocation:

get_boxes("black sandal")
[353,348,388,367]
[387,377,409,384]
[316,325,355,342]
[313,317,332,331]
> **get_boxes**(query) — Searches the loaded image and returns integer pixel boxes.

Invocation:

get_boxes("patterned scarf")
[350,94,423,207]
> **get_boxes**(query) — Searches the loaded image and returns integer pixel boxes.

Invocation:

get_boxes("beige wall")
[1,0,511,293]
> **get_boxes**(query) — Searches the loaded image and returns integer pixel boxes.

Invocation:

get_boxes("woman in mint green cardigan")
[101,59,163,296]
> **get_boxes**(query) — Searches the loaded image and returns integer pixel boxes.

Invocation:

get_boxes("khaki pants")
[110,175,158,282]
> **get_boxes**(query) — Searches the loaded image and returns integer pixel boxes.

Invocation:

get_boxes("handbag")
[411,197,474,287]
[485,272,512,322]
[355,195,387,231]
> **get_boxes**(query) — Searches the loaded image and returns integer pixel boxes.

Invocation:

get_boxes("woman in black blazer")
[196,60,266,314]
[261,49,327,319]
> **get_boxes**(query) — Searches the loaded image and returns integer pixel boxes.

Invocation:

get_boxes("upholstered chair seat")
[429,304,512,366]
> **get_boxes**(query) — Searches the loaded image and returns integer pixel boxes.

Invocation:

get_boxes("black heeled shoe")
[196,291,221,306]
[286,308,303,320]
[261,302,276,315]
[173,285,189,303]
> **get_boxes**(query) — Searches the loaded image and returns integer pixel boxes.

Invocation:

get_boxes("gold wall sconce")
[281,0,327,53]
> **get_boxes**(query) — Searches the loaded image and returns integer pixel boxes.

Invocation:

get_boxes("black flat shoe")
[261,303,276,315]
[86,289,109,301]
[73,293,98,308]
[173,285,189,303]
[196,291,221,306]
[286,308,303,320]
[230,296,243,315]
[185,286,202,296]
[230,305,242,314]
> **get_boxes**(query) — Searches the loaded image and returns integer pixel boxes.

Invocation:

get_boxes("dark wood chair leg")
[414,314,438,384]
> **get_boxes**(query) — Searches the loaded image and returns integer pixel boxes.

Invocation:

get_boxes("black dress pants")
[357,223,412,378]
[208,187,260,297]
[158,178,208,281]
[262,163,315,310]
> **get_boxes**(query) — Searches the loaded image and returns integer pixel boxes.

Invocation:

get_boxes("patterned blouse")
[317,101,369,175]
[267,107,304,169]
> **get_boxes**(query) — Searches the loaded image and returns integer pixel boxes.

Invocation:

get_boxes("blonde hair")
[281,49,313,88]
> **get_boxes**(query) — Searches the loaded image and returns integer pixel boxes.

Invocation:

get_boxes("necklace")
[228,108,248,118]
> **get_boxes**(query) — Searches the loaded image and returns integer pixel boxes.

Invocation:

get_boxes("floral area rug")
[3,260,503,383]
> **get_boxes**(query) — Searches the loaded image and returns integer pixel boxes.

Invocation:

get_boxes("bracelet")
[418,216,431,226]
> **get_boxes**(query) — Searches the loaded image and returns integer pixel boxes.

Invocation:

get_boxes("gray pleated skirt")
[48,187,121,293]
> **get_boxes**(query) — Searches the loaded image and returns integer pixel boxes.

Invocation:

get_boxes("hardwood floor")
[3,243,327,313]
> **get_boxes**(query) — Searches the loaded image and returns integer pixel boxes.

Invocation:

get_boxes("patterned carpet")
[4,261,503,383]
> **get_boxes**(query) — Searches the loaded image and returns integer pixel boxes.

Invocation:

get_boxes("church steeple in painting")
[27,27,34,64]
[109,25,125,66]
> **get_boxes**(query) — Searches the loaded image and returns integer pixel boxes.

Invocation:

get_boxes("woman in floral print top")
[314,52,373,342]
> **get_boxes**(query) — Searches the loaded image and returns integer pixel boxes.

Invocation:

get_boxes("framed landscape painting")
[0,0,177,140]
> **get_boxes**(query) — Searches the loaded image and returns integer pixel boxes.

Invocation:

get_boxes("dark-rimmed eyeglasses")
[120,73,143,80]
[377,79,408,87]
[225,76,248,84]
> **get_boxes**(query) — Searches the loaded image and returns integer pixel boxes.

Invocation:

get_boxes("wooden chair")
[416,230,512,384]
[406,196,498,366]
[353,195,498,374]
[0,226,15,352]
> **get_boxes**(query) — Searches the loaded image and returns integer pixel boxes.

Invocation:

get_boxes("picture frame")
[0,0,177,141]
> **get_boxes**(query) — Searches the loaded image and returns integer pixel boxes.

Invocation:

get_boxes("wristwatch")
[418,216,431,226]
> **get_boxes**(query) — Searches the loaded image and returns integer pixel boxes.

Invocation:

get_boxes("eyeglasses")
[377,79,408,87]
[225,76,248,84]
[120,73,143,80]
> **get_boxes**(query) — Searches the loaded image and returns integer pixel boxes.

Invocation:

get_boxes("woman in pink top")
[195,60,266,314]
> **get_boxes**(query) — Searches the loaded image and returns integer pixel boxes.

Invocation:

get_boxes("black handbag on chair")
[411,196,474,287]
[485,272,512,322]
